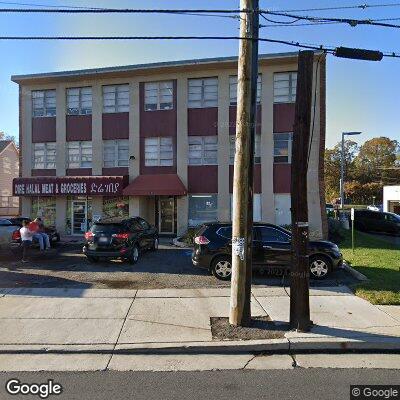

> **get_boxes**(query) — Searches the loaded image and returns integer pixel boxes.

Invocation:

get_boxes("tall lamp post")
[340,131,361,209]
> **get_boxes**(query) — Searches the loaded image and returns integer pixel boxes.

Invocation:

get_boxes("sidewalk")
[0,286,399,371]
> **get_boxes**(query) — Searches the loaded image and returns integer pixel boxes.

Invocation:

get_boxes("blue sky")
[0,0,399,148]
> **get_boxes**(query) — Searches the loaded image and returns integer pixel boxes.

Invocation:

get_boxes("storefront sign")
[13,176,128,197]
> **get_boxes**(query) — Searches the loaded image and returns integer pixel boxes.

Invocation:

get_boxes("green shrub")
[328,217,346,244]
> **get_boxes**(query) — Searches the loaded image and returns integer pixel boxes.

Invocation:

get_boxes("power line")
[0,34,398,58]
[274,2,400,12]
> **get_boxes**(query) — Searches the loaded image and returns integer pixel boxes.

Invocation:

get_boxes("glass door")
[158,196,174,234]
[71,200,87,235]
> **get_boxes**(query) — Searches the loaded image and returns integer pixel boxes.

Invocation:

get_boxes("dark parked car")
[82,217,158,264]
[192,222,343,281]
[8,217,60,249]
[354,210,400,235]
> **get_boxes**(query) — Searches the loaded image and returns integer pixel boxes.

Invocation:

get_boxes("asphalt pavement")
[0,368,399,400]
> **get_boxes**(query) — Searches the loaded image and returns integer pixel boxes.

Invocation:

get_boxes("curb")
[342,261,369,282]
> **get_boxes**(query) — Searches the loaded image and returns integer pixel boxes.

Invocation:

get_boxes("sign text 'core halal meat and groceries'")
[13,177,127,196]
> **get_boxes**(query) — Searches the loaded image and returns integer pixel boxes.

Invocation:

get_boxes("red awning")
[123,174,187,196]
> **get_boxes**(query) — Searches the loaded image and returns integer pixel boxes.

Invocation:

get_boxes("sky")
[0,0,399,149]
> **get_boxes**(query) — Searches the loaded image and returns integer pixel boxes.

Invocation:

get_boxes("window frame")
[188,194,218,227]
[32,142,56,169]
[229,74,262,105]
[273,133,293,163]
[144,81,174,111]
[66,86,92,115]
[255,226,291,243]
[230,133,261,164]
[32,89,56,118]
[144,137,174,167]
[103,139,129,168]
[188,77,218,108]
[67,141,92,169]
[188,136,218,165]
[102,84,130,113]
[273,72,297,103]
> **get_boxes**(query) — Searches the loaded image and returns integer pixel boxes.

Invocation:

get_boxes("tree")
[0,131,17,144]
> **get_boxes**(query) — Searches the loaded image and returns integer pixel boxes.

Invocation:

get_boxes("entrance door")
[72,200,87,235]
[158,196,174,234]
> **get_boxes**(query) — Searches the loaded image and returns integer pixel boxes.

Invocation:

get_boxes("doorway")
[158,196,175,234]
[71,200,87,235]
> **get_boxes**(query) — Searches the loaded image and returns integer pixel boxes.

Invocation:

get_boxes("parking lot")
[0,241,358,289]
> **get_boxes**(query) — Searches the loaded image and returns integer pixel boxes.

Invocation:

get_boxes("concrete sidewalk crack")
[105,289,137,371]
[242,354,258,369]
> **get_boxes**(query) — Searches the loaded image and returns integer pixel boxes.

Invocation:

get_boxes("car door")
[137,217,154,248]
[251,227,265,266]
[255,226,291,267]
[127,219,146,250]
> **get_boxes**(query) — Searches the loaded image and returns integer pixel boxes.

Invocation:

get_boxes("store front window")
[188,194,218,227]
[31,197,56,228]
[102,197,129,219]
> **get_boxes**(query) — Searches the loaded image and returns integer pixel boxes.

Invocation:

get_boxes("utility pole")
[289,50,314,332]
[229,0,259,326]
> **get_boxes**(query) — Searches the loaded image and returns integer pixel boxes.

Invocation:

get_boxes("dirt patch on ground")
[210,316,288,341]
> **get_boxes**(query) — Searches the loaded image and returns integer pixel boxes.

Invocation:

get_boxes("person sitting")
[32,218,51,251]
[20,220,34,262]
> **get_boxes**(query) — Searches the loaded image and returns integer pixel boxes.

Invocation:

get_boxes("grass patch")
[340,231,400,305]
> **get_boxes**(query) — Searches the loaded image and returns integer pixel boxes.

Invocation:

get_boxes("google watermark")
[351,385,399,400]
[5,379,63,399]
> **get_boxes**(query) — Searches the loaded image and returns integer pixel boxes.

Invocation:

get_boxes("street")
[1,367,399,400]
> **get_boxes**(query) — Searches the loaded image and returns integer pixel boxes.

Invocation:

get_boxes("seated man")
[32,218,51,251]
[20,220,33,262]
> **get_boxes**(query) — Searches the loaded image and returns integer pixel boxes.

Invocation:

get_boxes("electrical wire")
[273,3,400,13]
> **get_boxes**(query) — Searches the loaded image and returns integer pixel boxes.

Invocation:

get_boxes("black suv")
[192,222,343,280]
[354,210,400,235]
[83,217,158,264]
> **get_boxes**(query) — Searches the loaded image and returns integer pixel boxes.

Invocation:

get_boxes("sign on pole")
[351,207,355,252]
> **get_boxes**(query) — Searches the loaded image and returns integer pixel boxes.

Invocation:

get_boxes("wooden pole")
[229,0,259,326]
[289,50,314,332]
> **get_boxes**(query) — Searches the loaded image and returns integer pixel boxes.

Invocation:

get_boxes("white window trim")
[103,140,129,167]
[67,141,92,169]
[144,81,174,111]
[273,72,297,103]
[67,87,92,115]
[273,133,293,163]
[188,136,218,165]
[144,137,174,167]
[32,90,56,118]
[188,77,218,108]
[102,84,130,113]
[32,142,56,169]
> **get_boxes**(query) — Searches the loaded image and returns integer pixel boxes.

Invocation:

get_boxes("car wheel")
[309,255,331,280]
[129,245,140,264]
[86,256,99,263]
[211,256,232,281]
[150,237,159,251]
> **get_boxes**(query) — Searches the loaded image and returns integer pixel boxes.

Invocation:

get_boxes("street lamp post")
[340,131,361,209]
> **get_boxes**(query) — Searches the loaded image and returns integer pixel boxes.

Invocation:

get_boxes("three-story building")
[12,52,327,238]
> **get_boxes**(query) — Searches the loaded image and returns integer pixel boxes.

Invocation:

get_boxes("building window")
[188,136,218,165]
[103,197,129,219]
[273,72,297,103]
[31,197,56,228]
[103,84,129,113]
[188,194,218,226]
[144,137,173,166]
[67,141,92,168]
[229,75,262,105]
[144,81,173,111]
[188,77,218,108]
[67,87,92,115]
[230,193,261,222]
[33,142,56,169]
[274,133,292,163]
[229,133,261,164]
[32,90,56,117]
[103,140,129,167]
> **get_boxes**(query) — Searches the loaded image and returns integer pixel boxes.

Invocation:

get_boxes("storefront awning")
[123,174,187,196]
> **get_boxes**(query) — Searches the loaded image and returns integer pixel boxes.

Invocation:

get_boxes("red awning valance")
[123,174,187,196]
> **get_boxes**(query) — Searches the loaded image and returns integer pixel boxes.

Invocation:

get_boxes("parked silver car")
[0,218,19,250]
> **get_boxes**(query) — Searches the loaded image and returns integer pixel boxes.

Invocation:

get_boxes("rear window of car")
[91,223,125,233]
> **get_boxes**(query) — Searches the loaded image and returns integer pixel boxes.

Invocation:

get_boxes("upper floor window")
[144,81,173,111]
[32,90,56,117]
[229,75,262,105]
[103,84,129,113]
[273,72,297,103]
[67,87,92,115]
[67,141,92,168]
[274,133,292,163]
[230,133,261,164]
[33,142,56,169]
[103,140,129,167]
[144,137,173,167]
[188,136,218,165]
[188,77,218,108]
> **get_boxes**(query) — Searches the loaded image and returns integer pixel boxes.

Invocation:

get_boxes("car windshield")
[91,223,125,233]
